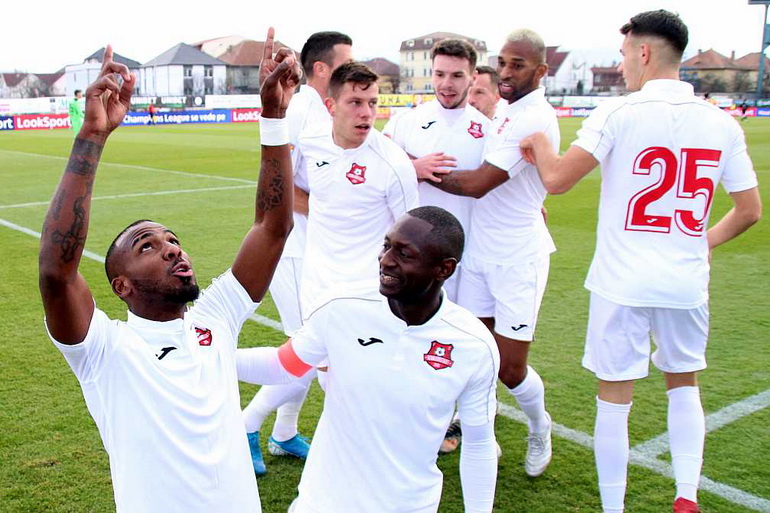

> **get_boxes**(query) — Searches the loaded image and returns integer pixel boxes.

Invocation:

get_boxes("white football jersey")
[574,79,758,308]
[383,100,489,234]
[283,85,332,258]
[298,127,419,315]
[48,271,261,513]
[290,292,499,513]
[468,87,559,265]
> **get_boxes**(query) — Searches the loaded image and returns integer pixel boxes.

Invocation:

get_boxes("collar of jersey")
[505,86,546,113]
[380,288,449,329]
[126,309,185,332]
[640,79,694,96]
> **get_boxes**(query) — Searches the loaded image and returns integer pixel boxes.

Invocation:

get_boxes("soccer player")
[38,35,301,513]
[237,206,500,513]
[383,38,489,302]
[297,61,419,316]
[469,66,501,120]
[243,31,353,476]
[423,29,558,477]
[383,38,490,454]
[68,89,85,134]
[520,10,762,513]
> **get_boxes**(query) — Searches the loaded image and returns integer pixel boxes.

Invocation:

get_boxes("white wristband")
[259,116,289,146]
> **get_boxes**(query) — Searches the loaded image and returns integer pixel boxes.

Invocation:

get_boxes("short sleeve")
[289,305,330,367]
[189,269,260,348]
[720,123,759,193]
[457,341,499,427]
[572,99,624,162]
[484,110,551,178]
[47,307,115,383]
[386,149,420,218]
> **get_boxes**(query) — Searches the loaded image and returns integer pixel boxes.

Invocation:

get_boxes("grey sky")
[3,0,767,72]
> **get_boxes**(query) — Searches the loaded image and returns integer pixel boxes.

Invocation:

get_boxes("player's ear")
[640,43,651,65]
[111,276,131,300]
[324,96,335,116]
[436,258,458,281]
[314,61,327,80]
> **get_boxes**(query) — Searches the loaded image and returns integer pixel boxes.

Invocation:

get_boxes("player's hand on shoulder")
[81,45,135,140]
[259,27,302,118]
[520,132,549,164]
[413,152,457,183]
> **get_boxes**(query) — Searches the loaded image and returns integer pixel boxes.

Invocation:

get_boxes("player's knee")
[498,361,527,388]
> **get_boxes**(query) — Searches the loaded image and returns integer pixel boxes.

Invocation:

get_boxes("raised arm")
[520,132,598,194]
[39,47,134,344]
[232,28,302,301]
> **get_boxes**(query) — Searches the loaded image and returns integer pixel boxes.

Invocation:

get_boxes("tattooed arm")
[232,28,302,301]
[39,46,134,344]
[429,161,509,199]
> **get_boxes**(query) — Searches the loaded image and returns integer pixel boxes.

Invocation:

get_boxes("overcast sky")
[3,0,768,72]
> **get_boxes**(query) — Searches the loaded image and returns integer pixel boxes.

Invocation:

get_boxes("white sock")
[271,369,316,441]
[508,365,549,432]
[595,397,632,513]
[242,370,315,434]
[668,386,704,503]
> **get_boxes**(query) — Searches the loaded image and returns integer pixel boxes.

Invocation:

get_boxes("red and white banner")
[231,108,261,123]
[13,113,71,130]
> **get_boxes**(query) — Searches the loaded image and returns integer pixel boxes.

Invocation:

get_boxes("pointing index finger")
[262,27,275,65]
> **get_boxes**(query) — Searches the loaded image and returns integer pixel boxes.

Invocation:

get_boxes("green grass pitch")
[0,118,767,512]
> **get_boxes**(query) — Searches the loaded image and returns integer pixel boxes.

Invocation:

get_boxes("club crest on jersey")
[497,117,510,135]
[468,121,484,139]
[424,341,454,370]
[346,163,367,184]
[195,326,213,346]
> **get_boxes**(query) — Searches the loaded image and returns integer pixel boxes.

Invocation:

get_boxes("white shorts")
[457,255,550,341]
[268,256,304,337]
[583,293,709,381]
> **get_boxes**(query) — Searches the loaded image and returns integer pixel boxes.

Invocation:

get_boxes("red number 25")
[626,147,720,237]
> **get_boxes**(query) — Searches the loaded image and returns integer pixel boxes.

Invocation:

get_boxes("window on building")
[204,65,213,78]
[184,66,192,78]
[424,38,432,46]
[424,51,428,60]
[425,83,432,91]
[407,40,414,47]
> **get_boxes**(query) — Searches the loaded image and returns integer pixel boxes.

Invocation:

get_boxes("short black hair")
[407,206,465,263]
[105,219,155,282]
[329,62,378,98]
[431,39,478,69]
[620,10,688,58]
[300,31,353,78]
[475,66,499,87]
[74,89,82,96]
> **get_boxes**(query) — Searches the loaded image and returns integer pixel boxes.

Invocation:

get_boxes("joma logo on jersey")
[346,163,367,185]
[467,121,484,139]
[424,341,454,370]
[195,326,213,346]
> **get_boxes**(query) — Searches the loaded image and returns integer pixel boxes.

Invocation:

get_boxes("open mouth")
[379,272,401,285]
[355,124,371,133]
[171,262,193,278]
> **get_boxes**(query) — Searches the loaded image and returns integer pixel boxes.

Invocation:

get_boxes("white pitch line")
[633,389,770,458]
[0,184,254,210]
[0,148,255,184]
[2,216,768,510]
[498,401,770,511]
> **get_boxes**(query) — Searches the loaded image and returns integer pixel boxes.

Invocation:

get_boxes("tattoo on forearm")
[436,173,467,195]
[51,188,65,220]
[65,138,103,177]
[51,196,87,263]
[257,158,284,212]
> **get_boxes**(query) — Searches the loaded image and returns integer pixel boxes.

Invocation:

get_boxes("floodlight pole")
[754,0,770,97]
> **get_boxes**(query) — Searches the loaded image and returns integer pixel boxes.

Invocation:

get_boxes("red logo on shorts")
[195,326,213,346]
[346,163,367,184]
[497,117,510,135]
[468,121,484,139]
[424,341,454,370]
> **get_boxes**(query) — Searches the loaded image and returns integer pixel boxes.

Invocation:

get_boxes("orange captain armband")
[277,340,313,377]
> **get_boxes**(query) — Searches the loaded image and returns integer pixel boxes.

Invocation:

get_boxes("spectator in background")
[68,89,84,135]
[469,66,501,120]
